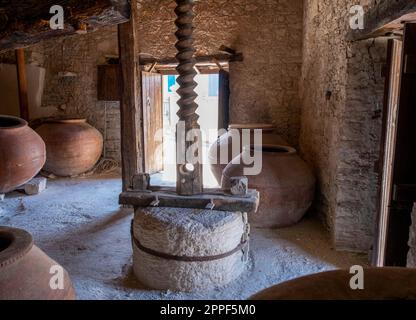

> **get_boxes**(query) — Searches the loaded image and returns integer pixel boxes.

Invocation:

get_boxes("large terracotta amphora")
[222,144,315,228]
[0,115,46,194]
[250,268,416,300]
[0,226,76,300]
[208,124,288,184]
[36,119,103,177]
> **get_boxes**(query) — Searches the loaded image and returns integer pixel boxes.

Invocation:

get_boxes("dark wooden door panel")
[218,70,230,131]
[380,23,416,266]
[142,71,163,174]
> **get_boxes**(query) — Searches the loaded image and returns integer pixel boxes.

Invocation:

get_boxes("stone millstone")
[132,207,248,292]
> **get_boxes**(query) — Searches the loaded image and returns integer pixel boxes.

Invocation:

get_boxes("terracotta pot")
[222,144,315,228]
[36,119,103,177]
[208,124,289,184]
[250,268,416,300]
[0,226,76,300]
[0,115,46,194]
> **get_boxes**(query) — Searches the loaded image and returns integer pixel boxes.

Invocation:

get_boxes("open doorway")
[148,73,222,188]
[374,23,416,267]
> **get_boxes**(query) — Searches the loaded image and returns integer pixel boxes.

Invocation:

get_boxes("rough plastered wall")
[137,0,304,146]
[300,0,387,252]
[0,26,121,163]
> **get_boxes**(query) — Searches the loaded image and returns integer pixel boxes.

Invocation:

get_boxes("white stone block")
[23,177,47,195]
[132,207,249,292]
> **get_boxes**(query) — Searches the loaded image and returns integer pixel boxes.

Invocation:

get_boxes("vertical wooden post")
[118,3,144,191]
[174,0,203,195]
[15,48,29,121]
[373,39,403,266]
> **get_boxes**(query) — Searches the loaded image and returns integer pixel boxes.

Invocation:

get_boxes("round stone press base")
[132,207,249,292]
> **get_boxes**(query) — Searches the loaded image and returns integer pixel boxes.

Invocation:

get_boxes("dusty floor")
[0,174,368,300]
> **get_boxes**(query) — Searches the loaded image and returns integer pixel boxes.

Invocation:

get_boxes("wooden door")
[375,24,416,266]
[218,70,230,131]
[141,71,164,174]
[374,38,403,266]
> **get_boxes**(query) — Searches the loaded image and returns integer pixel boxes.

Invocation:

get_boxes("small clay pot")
[36,118,103,177]
[208,124,289,184]
[250,268,416,300]
[222,144,315,228]
[0,115,46,194]
[0,226,76,300]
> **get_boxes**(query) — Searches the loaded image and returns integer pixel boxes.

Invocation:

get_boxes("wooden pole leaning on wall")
[175,0,203,195]
[15,48,29,121]
[117,1,144,191]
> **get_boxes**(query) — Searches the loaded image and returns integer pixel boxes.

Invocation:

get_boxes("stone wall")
[299,0,387,252]
[137,0,304,146]
[0,26,121,164]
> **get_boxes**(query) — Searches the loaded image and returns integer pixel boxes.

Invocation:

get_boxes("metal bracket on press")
[150,195,160,207]
[205,198,215,210]
[241,212,250,263]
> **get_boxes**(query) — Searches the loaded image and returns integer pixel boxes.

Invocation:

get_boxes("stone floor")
[0,173,368,300]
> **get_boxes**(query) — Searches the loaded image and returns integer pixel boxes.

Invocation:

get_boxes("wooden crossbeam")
[139,53,243,67]
[348,1,416,41]
[119,189,260,214]
[0,0,130,51]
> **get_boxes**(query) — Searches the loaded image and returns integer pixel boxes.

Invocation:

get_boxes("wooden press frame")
[117,0,258,213]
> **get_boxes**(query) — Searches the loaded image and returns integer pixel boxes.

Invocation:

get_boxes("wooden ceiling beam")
[348,0,416,41]
[0,0,130,51]
[139,53,243,67]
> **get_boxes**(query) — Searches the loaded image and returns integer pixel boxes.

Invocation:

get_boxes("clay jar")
[250,268,416,300]
[222,145,315,228]
[208,124,289,184]
[0,226,76,299]
[36,119,103,177]
[0,115,46,194]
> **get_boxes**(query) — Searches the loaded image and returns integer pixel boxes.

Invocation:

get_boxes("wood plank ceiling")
[0,0,130,51]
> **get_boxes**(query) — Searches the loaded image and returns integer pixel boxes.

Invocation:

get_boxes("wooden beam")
[373,39,403,267]
[139,53,243,67]
[0,0,130,51]
[15,48,29,121]
[117,2,144,192]
[348,1,416,41]
[147,186,229,193]
[119,189,260,214]
[156,66,228,75]
[218,45,236,55]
